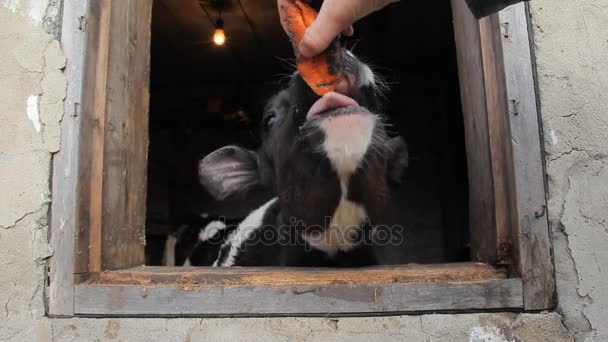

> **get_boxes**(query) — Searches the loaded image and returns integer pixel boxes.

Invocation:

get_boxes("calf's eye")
[263,114,277,130]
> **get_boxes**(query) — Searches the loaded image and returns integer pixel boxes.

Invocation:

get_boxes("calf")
[197,51,408,267]
[163,214,239,266]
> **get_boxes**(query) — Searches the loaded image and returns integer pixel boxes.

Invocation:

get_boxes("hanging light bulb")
[213,18,226,46]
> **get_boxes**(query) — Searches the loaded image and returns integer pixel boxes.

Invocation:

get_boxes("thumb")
[298,0,399,57]
[298,9,349,58]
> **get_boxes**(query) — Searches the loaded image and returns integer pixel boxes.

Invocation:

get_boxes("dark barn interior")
[145,0,470,266]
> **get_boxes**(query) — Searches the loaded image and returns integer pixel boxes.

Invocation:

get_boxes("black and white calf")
[194,51,408,267]
[163,214,239,266]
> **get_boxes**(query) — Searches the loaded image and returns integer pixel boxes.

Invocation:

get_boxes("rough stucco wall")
[0,0,65,340]
[0,0,605,341]
[529,0,608,341]
[48,314,576,342]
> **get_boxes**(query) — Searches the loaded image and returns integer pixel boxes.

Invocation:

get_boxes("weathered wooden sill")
[74,262,523,316]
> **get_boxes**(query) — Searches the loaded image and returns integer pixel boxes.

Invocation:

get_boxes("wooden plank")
[48,0,90,316]
[124,0,152,269]
[479,14,520,269]
[75,264,520,316]
[499,3,555,310]
[100,0,128,271]
[451,0,497,264]
[101,0,151,270]
[76,0,113,274]
[75,278,522,316]
[75,0,151,273]
[83,263,508,287]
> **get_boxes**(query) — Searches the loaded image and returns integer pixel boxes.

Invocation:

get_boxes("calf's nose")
[333,73,357,99]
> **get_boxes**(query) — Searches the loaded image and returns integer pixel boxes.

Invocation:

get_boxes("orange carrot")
[283,0,344,96]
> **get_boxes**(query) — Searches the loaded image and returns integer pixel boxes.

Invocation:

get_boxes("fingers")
[298,0,399,57]
[276,0,293,36]
[277,0,351,47]
[277,0,399,57]
[298,1,353,57]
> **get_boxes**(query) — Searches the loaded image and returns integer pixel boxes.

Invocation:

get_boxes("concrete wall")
[0,0,606,340]
[529,1,608,340]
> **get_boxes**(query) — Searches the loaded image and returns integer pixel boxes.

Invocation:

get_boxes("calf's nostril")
[334,73,356,98]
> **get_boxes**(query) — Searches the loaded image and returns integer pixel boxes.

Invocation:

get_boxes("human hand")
[278,0,399,57]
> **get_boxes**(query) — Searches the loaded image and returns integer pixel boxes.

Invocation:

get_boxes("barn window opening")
[50,0,554,316]
[144,0,469,266]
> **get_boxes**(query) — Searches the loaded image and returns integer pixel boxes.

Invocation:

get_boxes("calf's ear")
[198,146,260,200]
[386,137,409,186]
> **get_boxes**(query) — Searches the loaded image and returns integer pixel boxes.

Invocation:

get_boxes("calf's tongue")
[306,92,359,120]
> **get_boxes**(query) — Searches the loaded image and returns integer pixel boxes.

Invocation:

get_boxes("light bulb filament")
[213,28,226,45]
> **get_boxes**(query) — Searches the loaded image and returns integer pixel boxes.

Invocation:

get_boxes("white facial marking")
[345,50,375,87]
[215,198,278,267]
[163,235,177,266]
[183,259,191,267]
[199,220,227,242]
[358,64,375,87]
[304,177,368,255]
[318,113,376,177]
[307,113,374,255]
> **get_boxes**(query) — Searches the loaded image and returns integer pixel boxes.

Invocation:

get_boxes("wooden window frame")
[47,0,554,317]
